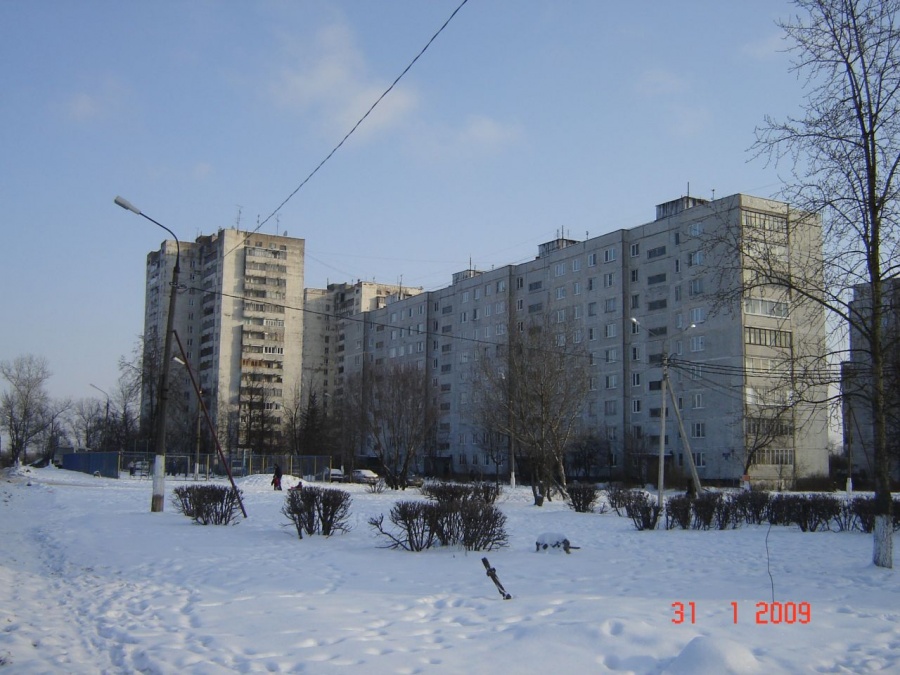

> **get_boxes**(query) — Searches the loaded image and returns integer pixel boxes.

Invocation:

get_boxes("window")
[603,272,615,288]
[605,298,617,313]
[474,288,481,300]
[556,309,566,323]
[675,259,681,273]
[647,245,667,259]
[691,422,706,438]
[572,259,581,272]
[630,242,640,257]
[692,393,704,409]
[647,298,668,311]
[516,298,524,311]
[688,251,704,267]
[604,400,618,416]
[632,399,642,413]
[528,302,543,314]
[690,335,705,352]
[588,252,597,267]
[745,327,792,348]
[588,302,598,316]
[555,263,566,277]
[674,286,682,302]
[693,452,706,468]
[604,247,617,263]
[589,327,597,340]
[587,277,596,291]
[605,323,617,338]
[529,280,543,292]
[605,348,618,363]
[690,222,704,236]
[647,273,667,285]
[743,297,789,318]
[689,278,704,296]
[574,304,582,318]
[631,345,641,361]
[516,277,524,289]
[690,307,706,324]
[556,287,566,300]
[605,374,619,389]
[631,294,640,310]
[462,291,470,303]
[573,281,581,296]
[631,320,640,334]
[631,269,639,283]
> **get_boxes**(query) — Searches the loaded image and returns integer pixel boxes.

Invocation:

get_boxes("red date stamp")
[671,601,812,625]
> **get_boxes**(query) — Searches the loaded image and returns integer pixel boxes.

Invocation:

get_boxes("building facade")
[338,194,829,485]
[142,229,305,455]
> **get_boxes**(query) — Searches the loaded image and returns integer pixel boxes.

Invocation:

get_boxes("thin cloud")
[65,79,128,122]
[269,21,418,138]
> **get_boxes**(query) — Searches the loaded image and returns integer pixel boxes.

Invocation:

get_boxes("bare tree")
[365,362,436,489]
[1,355,53,466]
[470,317,590,505]
[745,0,900,568]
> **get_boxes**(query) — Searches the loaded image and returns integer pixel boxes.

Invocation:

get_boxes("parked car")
[404,473,425,488]
[318,468,344,482]
[351,469,379,485]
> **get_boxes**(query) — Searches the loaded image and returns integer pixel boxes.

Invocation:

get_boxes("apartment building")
[841,278,900,482]
[339,194,829,485]
[142,229,305,453]
[302,281,423,412]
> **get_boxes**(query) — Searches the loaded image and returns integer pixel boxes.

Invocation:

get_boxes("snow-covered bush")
[369,499,507,552]
[566,483,599,513]
[282,486,352,539]
[173,485,243,526]
[420,481,501,505]
[623,490,660,530]
[665,494,693,530]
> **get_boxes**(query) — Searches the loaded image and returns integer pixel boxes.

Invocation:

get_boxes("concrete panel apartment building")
[142,229,305,455]
[338,194,829,486]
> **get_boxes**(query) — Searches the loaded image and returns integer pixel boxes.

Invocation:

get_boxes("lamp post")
[632,318,699,521]
[115,196,180,513]
[89,383,111,453]
[173,357,202,481]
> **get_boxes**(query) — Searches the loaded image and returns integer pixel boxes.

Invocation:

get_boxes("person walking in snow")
[272,463,283,491]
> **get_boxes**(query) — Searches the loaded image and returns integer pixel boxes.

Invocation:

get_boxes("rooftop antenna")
[711,189,716,200]
[275,213,280,237]
[687,182,691,198]
[234,205,242,231]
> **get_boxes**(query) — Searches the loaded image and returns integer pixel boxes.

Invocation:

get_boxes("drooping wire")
[222,0,471,263]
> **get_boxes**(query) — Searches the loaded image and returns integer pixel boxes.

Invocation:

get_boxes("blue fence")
[62,451,120,479]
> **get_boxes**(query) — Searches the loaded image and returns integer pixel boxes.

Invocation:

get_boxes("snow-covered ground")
[1,466,898,674]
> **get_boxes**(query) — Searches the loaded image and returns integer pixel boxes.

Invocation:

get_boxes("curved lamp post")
[115,196,180,512]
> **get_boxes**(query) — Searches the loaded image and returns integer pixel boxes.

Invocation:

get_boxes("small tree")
[1,355,54,466]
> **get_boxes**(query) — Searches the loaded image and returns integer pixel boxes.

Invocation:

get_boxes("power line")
[222,0,471,262]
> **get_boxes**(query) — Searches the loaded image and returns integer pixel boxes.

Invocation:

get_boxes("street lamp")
[632,318,700,519]
[173,356,202,481]
[115,195,180,513]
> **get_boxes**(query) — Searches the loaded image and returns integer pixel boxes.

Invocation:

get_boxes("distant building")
[841,278,900,482]
[302,281,423,413]
[337,194,829,486]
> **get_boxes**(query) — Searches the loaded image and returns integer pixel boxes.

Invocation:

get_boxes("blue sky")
[0,0,802,402]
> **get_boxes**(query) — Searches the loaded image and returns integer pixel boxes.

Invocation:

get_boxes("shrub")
[420,481,500,505]
[731,490,770,525]
[369,499,508,552]
[692,492,722,530]
[850,496,876,533]
[366,478,387,494]
[282,486,352,539]
[605,484,629,517]
[567,483,599,513]
[623,490,660,530]
[665,494,693,530]
[766,494,800,526]
[801,494,840,532]
[714,495,740,530]
[173,485,243,526]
